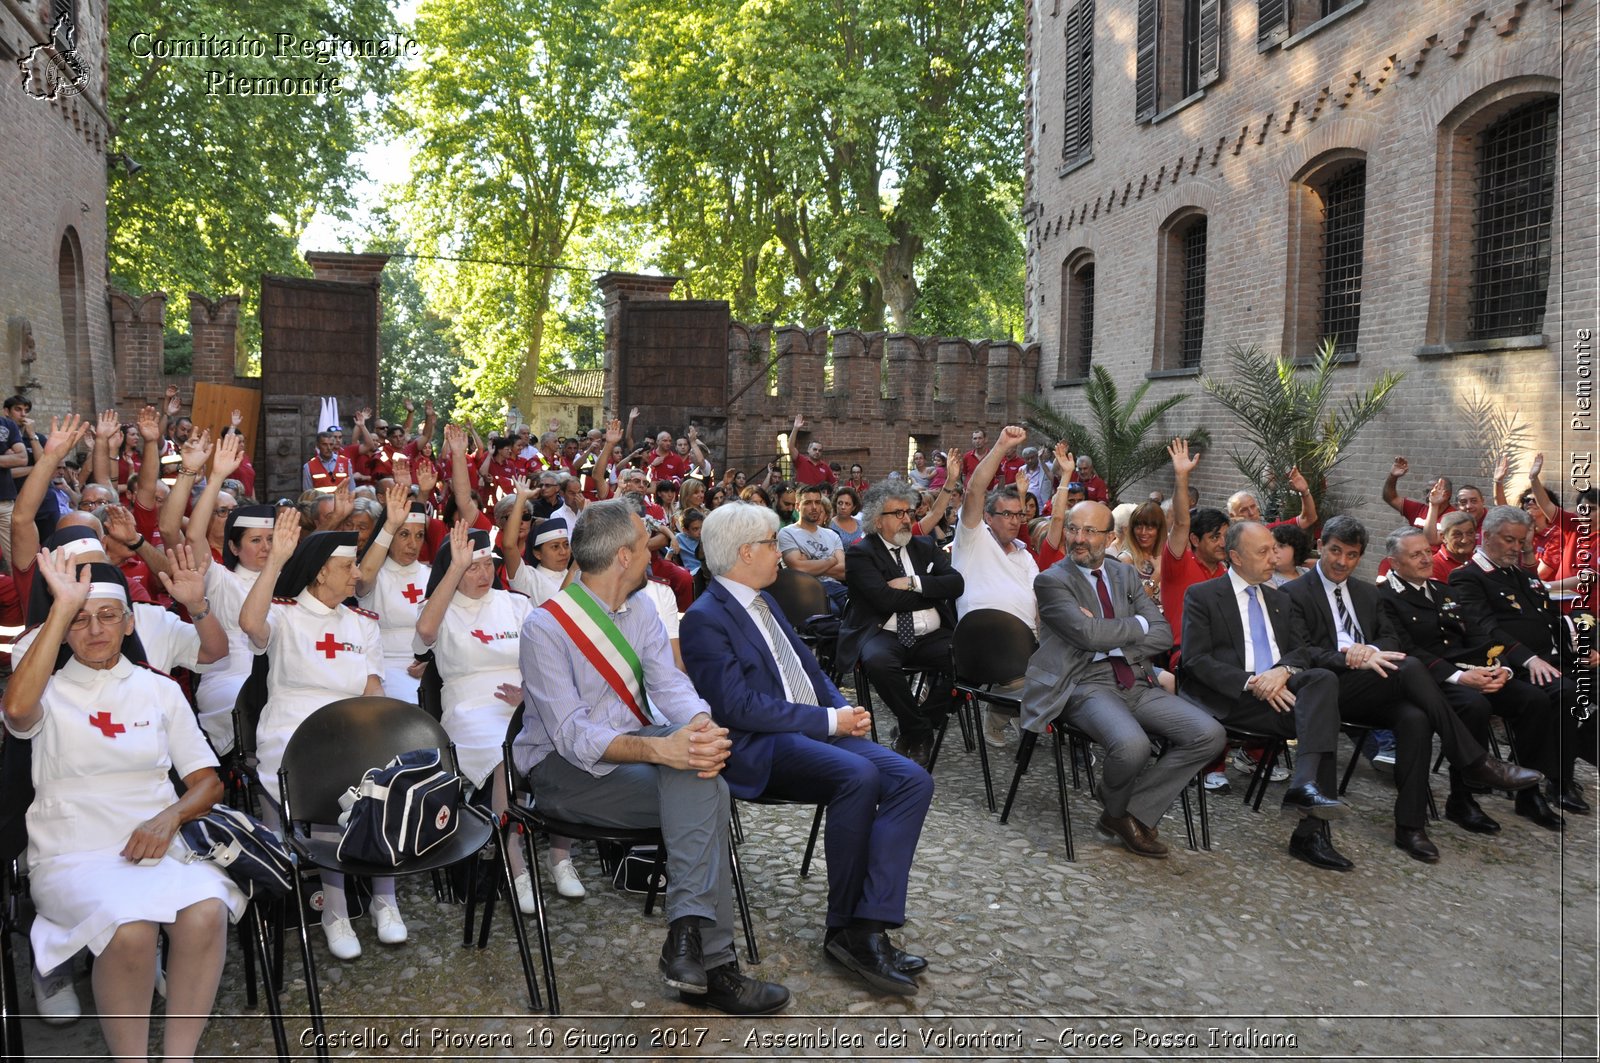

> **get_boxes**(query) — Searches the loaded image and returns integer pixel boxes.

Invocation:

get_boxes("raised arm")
[158,543,228,664]
[239,510,300,650]
[963,426,1026,527]
[1526,452,1557,525]
[1492,454,1511,507]
[415,520,472,647]
[499,477,537,579]
[595,419,623,501]
[921,449,962,530]
[3,551,90,734]
[443,424,481,527]
[1286,466,1318,530]
[1165,438,1198,559]
[1382,456,1409,514]
[1422,477,1448,547]
[134,404,164,513]
[11,415,88,574]
[162,430,214,554]
[91,409,118,490]
[183,432,238,555]
[357,482,410,597]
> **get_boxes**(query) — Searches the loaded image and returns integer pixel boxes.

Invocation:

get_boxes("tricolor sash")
[540,582,655,727]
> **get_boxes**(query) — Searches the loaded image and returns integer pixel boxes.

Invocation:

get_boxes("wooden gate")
[258,275,379,500]
[616,300,729,465]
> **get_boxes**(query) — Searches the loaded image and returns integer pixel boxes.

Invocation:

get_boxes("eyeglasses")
[214,507,236,517]
[991,509,1026,520]
[1065,524,1112,537]
[745,536,779,548]
[880,508,914,520]
[70,606,128,630]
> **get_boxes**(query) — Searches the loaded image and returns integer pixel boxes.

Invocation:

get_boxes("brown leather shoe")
[892,733,932,769]
[1097,811,1169,858]
[1459,756,1540,793]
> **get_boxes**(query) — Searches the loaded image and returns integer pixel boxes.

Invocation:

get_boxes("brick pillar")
[304,252,391,286]
[596,271,679,416]
[109,289,167,403]
[189,294,241,383]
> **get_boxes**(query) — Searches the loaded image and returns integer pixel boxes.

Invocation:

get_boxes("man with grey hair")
[839,480,964,767]
[1450,504,1599,813]
[1225,466,1319,531]
[514,499,790,1014]
[684,502,933,995]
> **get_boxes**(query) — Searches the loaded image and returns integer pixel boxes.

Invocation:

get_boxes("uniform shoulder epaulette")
[349,605,379,620]
[134,660,177,682]
[272,596,296,605]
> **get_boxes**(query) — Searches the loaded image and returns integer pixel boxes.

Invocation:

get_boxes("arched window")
[1469,98,1557,340]
[1058,251,1095,382]
[1284,152,1366,360]
[58,227,90,412]
[1153,210,1207,371]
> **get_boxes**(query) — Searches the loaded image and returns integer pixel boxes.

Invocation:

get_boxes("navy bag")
[336,749,463,865]
[179,805,295,898]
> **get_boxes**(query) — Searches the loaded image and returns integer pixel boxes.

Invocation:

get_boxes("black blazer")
[838,533,963,671]
[1377,574,1500,682]
[1179,575,1340,714]
[1446,555,1565,670]
[1283,564,1402,652]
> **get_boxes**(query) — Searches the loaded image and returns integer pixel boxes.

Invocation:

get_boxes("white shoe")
[33,965,80,1025]
[550,857,586,899]
[982,709,1013,749]
[1232,748,1290,783]
[513,870,538,914]
[321,912,362,960]
[371,897,408,945]
[1202,770,1231,793]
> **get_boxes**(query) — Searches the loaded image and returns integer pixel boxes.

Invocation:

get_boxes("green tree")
[614,0,1023,331]
[1202,340,1403,517]
[107,0,397,341]
[387,0,626,423]
[378,255,462,423]
[1025,366,1211,506]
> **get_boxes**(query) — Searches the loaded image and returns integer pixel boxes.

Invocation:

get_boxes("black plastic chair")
[278,697,541,1053]
[498,707,757,1016]
[768,569,842,682]
[733,797,826,878]
[1339,722,1440,820]
[948,609,1037,812]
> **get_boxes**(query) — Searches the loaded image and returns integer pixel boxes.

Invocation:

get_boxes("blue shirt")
[514,577,711,778]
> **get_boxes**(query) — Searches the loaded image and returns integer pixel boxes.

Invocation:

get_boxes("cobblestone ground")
[16,723,1600,1062]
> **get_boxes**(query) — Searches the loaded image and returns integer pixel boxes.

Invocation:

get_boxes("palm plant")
[1202,339,1403,518]
[1025,365,1210,505]
[1459,389,1531,481]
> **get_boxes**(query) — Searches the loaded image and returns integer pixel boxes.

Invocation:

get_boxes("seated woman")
[1115,501,1167,606]
[240,513,399,961]
[5,555,244,1060]
[829,486,864,549]
[415,523,583,907]
[356,487,433,704]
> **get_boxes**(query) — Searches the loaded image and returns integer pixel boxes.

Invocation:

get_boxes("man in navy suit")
[682,502,934,997]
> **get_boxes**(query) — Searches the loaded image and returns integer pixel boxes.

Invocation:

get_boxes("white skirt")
[440,697,514,789]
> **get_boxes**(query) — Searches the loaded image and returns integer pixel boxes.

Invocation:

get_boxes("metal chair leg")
[491,818,543,1011]
[1198,773,1212,850]
[1049,727,1075,861]
[1000,730,1038,823]
[289,859,328,1060]
[727,839,760,965]
[800,805,824,878]
[524,828,560,1016]
[973,699,996,813]
[1180,787,1198,851]
[1339,732,1363,795]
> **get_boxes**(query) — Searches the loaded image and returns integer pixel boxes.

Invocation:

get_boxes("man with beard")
[512,499,790,1015]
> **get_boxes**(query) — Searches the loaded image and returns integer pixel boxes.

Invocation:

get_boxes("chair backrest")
[951,609,1037,686]
[279,696,452,825]
[231,654,271,757]
[768,568,829,629]
[418,655,444,722]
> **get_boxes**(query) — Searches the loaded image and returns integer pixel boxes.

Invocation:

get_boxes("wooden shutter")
[1197,0,1221,85]
[1258,0,1288,45]
[1061,0,1095,161]
[1135,0,1159,120]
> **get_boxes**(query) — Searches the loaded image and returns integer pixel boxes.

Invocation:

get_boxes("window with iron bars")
[1179,220,1207,368]
[1318,161,1365,354]
[1470,98,1556,340]
[1073,264,1095,379]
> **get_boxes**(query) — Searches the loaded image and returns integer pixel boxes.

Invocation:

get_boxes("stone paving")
[15,725,1600,1062]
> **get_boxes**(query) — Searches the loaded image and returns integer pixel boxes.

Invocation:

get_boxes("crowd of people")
[0,386,1595,1050]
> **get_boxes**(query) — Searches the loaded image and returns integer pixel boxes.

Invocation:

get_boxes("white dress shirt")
[1227,569,1283,674]
[877,535,941,637]
[714,576,839,735]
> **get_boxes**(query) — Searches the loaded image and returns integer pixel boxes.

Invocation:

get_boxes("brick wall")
[1025,0,1595,563]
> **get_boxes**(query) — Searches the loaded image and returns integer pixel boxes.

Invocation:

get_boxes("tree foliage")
[613,0,1023,332]
[378,255,461,424]
[106,0,397,339]
[387,0,626,424]
[1202,340,1403,517]
[1025,366,1210,506]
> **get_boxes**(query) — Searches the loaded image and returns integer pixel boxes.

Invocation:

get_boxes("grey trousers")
[528,725,736,969]
[1064,665,1226,828]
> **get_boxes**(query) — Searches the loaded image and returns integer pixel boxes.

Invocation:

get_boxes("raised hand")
[447,519,472,571]
[997,424,1027,452]
[103,504,140,545]
[383,481,410,527]
[443,423,467,458]
[628,407,639,422]
[42,414,87,459]
[158,543,207,612]
[38,547,94,614]
[180,429,212,473]
[1168,437,1199,475]
[1529,452,1544,481]
[1053,440,1073,470]
[414,457,438,498]
[96,408,119,443]
[268,509,301,566]
[230,408,243,429]
[604,419,623,446]
[329,478,353,527]
[136,404,161,441]
[1427,477,1449,506]
[164,384,182,417]
[1287,466,1310,495]
[1493,454,1511,483]
[391,453,412,491]
[403,397,415,413]
[512,475,536,500]
[1390,456,1409,480]
[211,430,244,478]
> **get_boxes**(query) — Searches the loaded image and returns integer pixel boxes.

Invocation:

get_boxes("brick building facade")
[1,0,114,416]
[1025,0,1594,533]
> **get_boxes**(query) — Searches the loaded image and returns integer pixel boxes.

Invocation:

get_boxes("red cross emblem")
[89,711,125,738]
[470,629,493,644]
[401,583,424,604]
[314,633,342,659]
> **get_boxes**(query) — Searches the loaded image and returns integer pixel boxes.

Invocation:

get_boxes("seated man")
[1382,455,1456,532]
[1433,510,1479,581]
[1449,505,1599,813]
[840,481,964,768]
[1379,525,1566,830]
[683,502,933,996]
[1283,515,1539,862]
[1225,466,1318,531]
[1021,501,1225,858]
[951,425,1041,747]
[778,483,849,614]
[513,500,789,1015]
[1182,522,1361,869]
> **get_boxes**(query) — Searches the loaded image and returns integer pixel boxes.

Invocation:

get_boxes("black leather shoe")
[1460,756,1540,793]
[824,928,919,995]
[659,918,706,994]
[892,733,932,769]
[1394,826,1440,863]
[826,929,927,975]
[1281,782,1347,820]
[1546,778,1591,813]
[681,961,791,1014]
[1515,787,1565,830]
[1287,826,1353,871]
[1444,792,1501,834]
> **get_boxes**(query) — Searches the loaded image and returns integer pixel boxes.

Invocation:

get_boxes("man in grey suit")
[1021,501,1225,857]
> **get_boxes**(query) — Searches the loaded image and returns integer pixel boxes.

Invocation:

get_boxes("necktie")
[1245,586,1273,673]
[1333,583,1364,644]
[891,547,917,647]
[1092,569,1137,689]
[751,595,816,703]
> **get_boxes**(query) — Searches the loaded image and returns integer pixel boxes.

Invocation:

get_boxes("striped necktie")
[751,594,815,703]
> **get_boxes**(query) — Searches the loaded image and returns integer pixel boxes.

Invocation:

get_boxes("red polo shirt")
[793,454,837,487]
[1160,546,1226,650]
